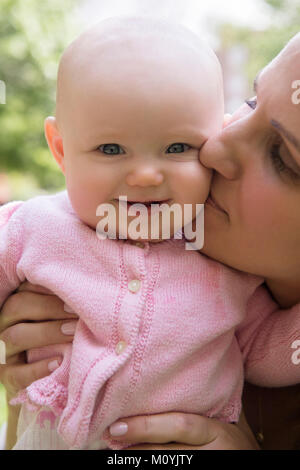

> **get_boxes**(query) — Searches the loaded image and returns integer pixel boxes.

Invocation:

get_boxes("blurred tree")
[219,0,300,87]
[1,0,299,197]
[0,0,81,196]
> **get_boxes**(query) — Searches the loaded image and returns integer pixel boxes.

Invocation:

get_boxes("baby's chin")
[80,217,181,243]
[121,234,172,244]
[115,230,179,244]
[78,203,204,244]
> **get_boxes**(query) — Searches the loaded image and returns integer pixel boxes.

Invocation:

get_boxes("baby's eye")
[98,144,125,155]
[166,143,191,154]
[245,97,257,110]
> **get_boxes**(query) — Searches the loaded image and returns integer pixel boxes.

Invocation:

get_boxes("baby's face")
[47,20,224,242]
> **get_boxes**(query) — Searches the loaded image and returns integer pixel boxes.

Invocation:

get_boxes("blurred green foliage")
[220,0,300,84]
[0,0,81,197]
[0,1,81,436]
[0,0,299,199]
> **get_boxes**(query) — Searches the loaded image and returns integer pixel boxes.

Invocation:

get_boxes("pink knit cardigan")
[0,192,299,449]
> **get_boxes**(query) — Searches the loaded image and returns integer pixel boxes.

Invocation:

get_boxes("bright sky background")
[79,0,273,46]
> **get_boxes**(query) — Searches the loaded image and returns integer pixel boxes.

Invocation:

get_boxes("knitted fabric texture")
[0,192,299,450]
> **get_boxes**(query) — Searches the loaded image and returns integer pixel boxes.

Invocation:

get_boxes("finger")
[16,282,78,316]
[3,351,26,366]
[108,413,218,445]
[124,427,256,451]
[126,444,197,450]
[0,291,78,332]
[0,356,63,394]
[0,319,77,357]
[17,281,54,295]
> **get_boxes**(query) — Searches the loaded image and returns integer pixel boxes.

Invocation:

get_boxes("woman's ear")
[44,117,65,173]
[223,113,233,129]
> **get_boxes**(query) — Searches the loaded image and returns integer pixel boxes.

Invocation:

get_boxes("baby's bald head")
[55,16,223,132]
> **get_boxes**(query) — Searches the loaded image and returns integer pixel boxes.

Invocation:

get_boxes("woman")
[1,32,300,450]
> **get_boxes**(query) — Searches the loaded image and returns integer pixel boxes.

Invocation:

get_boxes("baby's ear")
[44,117,65,173]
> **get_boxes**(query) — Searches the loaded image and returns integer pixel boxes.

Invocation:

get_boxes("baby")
[0,17,299,450]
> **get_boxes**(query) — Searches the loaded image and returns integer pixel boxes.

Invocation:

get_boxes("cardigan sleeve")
[236,284,300,387]
[0,201,24,306]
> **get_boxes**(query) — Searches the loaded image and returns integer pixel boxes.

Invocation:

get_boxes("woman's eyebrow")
[253,72,261,93]
[253,72,300,152]
[271,119,300,153]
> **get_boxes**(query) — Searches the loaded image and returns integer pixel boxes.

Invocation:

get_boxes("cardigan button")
[128,279,141,293]
[115,341,127,355]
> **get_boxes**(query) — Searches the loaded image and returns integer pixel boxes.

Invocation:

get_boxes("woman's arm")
[0,282,78,449]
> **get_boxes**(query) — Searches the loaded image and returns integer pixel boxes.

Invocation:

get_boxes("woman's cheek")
[241,179,282,236]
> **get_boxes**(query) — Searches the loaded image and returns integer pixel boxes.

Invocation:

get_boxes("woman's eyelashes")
[244,98,300,182]
[245,97,257,110]
[270,141,300,181]
[270,142,288,173]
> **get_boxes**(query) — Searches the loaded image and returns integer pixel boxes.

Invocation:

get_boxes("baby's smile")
[114,198,172,212]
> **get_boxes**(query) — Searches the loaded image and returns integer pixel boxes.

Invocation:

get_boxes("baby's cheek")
[199,164,212,202]
[182,162,212,204]
[67,187,94,224]
[66,175,104,228]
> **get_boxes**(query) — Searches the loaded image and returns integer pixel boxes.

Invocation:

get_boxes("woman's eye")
[166,143,190,154]
[245,98,257,110]
[98,144,125,155]
[270,143,287,172]
[270,142,299,180]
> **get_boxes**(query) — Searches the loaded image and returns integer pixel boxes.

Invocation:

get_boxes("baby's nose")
[126,166,164,187]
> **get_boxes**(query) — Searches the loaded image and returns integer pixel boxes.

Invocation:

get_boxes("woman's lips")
[206,194,228,215]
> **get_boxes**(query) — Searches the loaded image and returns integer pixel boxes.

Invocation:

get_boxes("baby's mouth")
[128,200,170,206]
[115,199,171,213]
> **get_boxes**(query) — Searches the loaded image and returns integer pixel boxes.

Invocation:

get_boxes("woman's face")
[200,34,300,286]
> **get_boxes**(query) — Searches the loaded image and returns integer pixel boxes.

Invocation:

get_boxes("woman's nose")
[126,164,164,187]
[200,130,242,181]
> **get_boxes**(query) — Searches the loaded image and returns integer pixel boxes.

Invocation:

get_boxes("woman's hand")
[108,411,260,450]
[0,281,78,398]
[0,281,79,449]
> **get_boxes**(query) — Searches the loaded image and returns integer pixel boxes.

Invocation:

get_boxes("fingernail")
[48,359,61,372]
[109,422,128,437]
[61,321,77,335]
